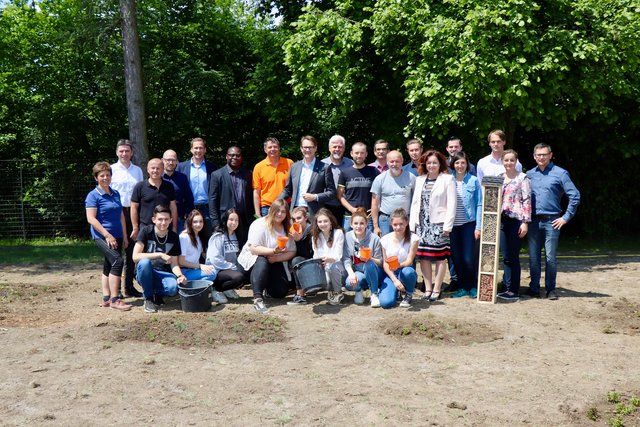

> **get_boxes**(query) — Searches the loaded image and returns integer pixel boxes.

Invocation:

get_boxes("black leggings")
[94,238,124,277]
[214,268,248,292]
[250,256,291,299]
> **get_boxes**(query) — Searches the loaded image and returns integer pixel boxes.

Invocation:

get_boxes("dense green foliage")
[1,0,639,239]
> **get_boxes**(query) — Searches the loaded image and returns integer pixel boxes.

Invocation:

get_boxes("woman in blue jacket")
[449,152,482,298]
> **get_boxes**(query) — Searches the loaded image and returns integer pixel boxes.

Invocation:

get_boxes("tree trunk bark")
[120,0,149,168]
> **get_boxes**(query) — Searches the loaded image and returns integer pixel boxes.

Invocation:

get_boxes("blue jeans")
[182,267,217,283]
[527,217,561,293]
[450,221,476,292]
[135,258,179,300]
[342,215,374,233]
[501,216,523,295]
[344,260,381,293]
[378,213,392,236]
[380,266,416,309]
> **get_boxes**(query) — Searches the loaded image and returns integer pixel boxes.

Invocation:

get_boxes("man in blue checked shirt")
[526,143,580,300]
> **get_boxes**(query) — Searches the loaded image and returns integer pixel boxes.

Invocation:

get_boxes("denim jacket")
[456,172,482,231]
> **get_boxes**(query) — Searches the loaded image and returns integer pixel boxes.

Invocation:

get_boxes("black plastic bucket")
[292,259,327,294]
[178,280,212,312]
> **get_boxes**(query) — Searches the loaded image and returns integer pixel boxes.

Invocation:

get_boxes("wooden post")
[477,176,504,303]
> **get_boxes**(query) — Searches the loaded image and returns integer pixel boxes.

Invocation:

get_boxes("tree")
[120,0,149,166]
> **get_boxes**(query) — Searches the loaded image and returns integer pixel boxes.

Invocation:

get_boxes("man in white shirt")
[321,135,354,224]
[110,139,143,298]
[279,135,335,216]
[476,129,522,184]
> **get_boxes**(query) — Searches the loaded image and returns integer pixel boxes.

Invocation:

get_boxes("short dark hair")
[533,143,552,153]
[300,135,318,147]
[449,151,470,172]
[153,205,171,217]
[92,161,112,178]
[116,139,133,150]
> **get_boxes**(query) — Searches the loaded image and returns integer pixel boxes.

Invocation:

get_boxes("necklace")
[155,232,168,245]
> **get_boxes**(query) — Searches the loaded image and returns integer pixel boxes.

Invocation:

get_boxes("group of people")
[85,130,580,313]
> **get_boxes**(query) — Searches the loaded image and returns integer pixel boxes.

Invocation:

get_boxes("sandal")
[428,291,441,302]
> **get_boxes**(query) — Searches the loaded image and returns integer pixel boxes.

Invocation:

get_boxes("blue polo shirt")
[85,186,124,239]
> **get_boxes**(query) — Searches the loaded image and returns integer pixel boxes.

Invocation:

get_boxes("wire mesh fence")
[0,160,99,240]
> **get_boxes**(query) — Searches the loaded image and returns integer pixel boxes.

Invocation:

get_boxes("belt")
[379,212,390,217]
[194,204,208,209]
[533,214,559,220]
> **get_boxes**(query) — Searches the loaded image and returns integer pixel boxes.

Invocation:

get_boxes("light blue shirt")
[189,160,209,205]
[296,158,315,207]
[527,162,580,223]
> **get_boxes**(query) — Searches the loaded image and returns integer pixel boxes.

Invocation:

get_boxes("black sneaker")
[497,291,519,301]
[524,289,541,298]
[153,295,165,306]
[287,295,307,305]
[546,290,558,300]
[124,287,143,298]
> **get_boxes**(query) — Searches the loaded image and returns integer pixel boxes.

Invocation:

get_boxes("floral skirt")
[416,221,450,261]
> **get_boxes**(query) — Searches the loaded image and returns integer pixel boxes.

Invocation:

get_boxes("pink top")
[501,172,532,222]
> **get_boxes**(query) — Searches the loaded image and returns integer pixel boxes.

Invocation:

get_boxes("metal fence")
[0,160,97,240]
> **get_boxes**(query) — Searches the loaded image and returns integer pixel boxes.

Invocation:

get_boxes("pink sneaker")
[110,299,132,311]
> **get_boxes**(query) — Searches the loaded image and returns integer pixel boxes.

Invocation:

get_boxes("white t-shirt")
[476,154,522,184]
[380,232,419,263]
[179,232,203,264]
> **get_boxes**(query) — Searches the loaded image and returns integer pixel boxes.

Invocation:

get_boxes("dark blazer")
[208,166,254,241]
[163,170,194,218]
[176,159,217,201]
[279,159,336,215]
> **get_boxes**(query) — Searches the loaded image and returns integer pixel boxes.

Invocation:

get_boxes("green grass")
[0,238,101,264]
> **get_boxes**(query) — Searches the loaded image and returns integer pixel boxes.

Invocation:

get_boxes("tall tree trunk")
[120,0,149,168]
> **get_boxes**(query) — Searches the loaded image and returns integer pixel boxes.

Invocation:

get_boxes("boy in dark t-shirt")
[132,205,186,313]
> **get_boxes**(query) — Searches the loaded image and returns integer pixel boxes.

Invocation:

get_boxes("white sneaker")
[354,291,364,305]
[223,289,240,300]
[212,290,228,304]
[370,293,381,308]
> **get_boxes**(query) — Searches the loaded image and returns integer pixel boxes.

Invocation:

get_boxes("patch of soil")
[109,312,288,347]
[380,313,502,345]
[589,297,640,335]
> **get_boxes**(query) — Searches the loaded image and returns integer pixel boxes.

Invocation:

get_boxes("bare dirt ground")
[1,255,639,426]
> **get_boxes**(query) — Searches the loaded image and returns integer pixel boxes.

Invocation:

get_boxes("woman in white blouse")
[178,210,220,300]
[238,199,296,313]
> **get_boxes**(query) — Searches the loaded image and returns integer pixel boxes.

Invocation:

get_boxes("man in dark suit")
[176,137,217,229]
[279,135,335,216]
[208,146,254,245]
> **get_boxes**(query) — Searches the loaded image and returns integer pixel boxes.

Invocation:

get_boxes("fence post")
[19,161,27,242]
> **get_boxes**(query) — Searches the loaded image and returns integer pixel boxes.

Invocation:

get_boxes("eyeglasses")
[534,153,551,158]
[162,158,177,163]
[301,146,315,150]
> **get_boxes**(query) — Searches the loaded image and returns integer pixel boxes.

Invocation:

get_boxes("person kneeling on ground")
[288,206,314,305]
[343,208,383,307]
[206,208,250,302]
[133,205,187,313]
[380,208,419,308]
[238,199,296,314]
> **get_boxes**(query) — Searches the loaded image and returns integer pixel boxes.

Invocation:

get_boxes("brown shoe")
[110,299,132,311]
[100,299,111,308]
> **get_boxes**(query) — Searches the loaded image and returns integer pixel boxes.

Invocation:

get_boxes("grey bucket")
[292,259,327,294]
[178,280,212,312]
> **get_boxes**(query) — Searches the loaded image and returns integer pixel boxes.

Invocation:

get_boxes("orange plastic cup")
[289,223,302,234]
[276,235,289,249]
[359,247,371,261]
[386,256,400,270]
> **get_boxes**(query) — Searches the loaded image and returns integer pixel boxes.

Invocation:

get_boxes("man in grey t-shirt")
[370,150,416,236]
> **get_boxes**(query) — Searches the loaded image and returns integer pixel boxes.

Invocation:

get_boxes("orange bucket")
[289,223,302,234]
[276,235,289,249]
[359,247,371,261]
[386,256,400,270]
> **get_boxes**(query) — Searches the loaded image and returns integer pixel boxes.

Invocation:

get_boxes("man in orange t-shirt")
[252,137,293,217]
